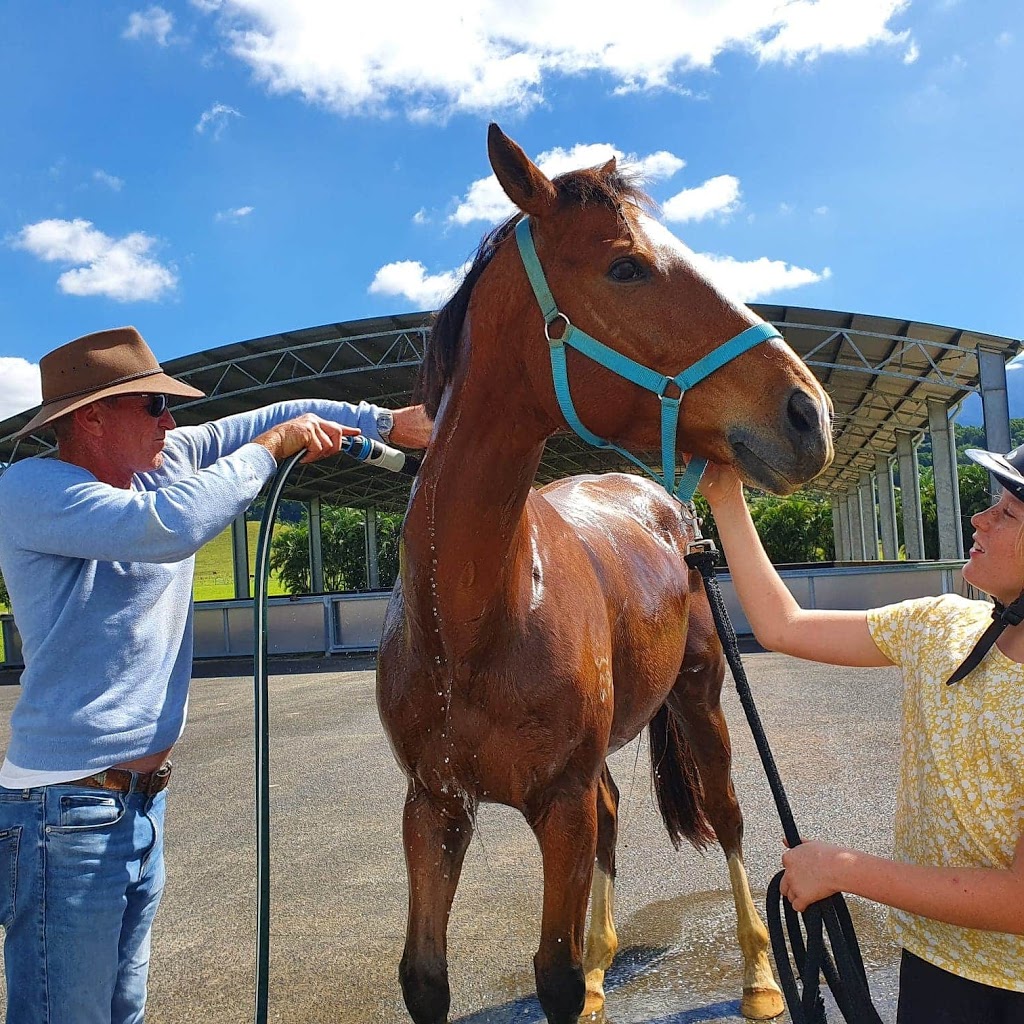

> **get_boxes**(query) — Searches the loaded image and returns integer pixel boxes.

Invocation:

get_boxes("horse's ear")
[599,156,617,176]
[488,123,557,218]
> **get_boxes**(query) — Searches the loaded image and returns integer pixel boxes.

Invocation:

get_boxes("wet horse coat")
[377,124,833,1024]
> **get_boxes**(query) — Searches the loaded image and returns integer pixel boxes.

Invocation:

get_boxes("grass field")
[193,520,291,601]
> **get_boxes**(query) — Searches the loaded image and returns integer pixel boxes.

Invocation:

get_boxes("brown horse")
[377,124,832,1024]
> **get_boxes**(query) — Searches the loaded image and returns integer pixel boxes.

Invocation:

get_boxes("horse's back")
[538,472,697,565]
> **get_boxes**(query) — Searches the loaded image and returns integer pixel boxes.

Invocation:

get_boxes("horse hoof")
[741,986,785,1020]
[581,985,606,1018]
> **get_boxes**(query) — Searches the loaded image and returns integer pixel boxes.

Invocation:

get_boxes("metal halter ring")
[544,312,571,346]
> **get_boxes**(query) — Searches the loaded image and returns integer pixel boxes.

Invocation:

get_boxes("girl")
[699,445,1024,1024]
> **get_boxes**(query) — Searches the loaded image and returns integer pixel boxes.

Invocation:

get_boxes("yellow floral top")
[866,594,1024,991]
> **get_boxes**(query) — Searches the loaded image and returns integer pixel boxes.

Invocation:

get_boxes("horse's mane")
[415,168,655,417]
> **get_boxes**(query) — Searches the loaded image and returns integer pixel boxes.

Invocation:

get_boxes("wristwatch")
[376,410,394,442]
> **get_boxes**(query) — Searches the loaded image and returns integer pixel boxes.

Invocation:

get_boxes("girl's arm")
[700,463,892,667]
[780,833,1024,935]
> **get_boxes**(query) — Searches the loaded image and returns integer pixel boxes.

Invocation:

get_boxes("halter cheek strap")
[515,216,780,504]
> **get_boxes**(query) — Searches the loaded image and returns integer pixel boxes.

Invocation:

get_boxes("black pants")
[897,949,1024,1023]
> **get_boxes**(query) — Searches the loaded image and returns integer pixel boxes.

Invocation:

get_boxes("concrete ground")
[0,648,903,1023]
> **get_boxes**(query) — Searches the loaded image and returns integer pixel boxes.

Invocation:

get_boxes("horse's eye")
[608,258,646,282]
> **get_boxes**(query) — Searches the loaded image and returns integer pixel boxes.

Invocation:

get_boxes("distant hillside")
[916,419,1024,469]
[956,371,1024,426]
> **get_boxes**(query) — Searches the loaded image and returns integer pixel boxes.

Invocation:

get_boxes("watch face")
[377,412,394,437]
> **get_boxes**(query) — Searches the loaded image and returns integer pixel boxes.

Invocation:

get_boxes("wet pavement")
[0,648,904,1022]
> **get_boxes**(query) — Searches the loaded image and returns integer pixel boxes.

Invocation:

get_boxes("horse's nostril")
[787,389,820,435]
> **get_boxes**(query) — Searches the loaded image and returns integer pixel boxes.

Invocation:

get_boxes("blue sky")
[1,0,1021,424]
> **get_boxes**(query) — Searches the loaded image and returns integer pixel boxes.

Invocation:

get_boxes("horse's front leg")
[399,780,475,1024]
[529,783,599,1024]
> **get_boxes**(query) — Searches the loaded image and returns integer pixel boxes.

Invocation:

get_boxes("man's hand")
[253,415,361,464]
[389,405,434,449]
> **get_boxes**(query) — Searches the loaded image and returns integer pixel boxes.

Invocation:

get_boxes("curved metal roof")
[1,306,1018,510]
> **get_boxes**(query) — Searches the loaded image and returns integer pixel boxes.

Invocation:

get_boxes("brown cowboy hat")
[13,326,205,439]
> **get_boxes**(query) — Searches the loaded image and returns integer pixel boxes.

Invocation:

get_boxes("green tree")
[0,569,8,609]
[374,510,404,590]
[269,505,371,594]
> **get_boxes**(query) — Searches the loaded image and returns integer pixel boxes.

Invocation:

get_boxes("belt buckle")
[143,762,172,797]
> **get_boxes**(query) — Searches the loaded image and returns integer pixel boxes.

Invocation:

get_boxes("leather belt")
[63,761,173,797]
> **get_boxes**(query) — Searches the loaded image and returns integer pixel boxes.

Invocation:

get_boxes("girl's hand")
[697,461,744,509]
[780,840,853,912]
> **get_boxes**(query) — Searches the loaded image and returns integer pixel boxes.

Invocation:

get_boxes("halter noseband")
[514,216,780,504]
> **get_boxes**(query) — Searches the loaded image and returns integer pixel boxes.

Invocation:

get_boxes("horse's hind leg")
[528,783,599,1024]
[583,765,620,1015]
[670,603,783,1020]
[399,780,474,1024]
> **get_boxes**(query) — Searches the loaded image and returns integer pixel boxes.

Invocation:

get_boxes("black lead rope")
[683,546,884,1024]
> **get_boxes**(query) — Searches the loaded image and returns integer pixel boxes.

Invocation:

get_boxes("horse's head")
[479,124,833,495]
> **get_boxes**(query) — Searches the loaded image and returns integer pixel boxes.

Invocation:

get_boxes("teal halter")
[514,216,781,504]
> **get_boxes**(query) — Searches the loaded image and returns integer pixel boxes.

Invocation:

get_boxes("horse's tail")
[648,704,716,851]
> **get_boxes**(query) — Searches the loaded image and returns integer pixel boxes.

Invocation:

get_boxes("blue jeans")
[0,783,167,1024]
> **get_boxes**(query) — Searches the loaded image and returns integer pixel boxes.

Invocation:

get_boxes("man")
[0,326,431,1023]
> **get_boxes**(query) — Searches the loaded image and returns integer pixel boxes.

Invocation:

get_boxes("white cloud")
[0,358,42,423]
[195,102,242,139]
[903,40,919,63]
[814,205,829,215]
[12,219,177,302]
[93,169,124,191]
[754,0,910,63]
[687,251,831,302]
[450,142,685,226]
[412,208,428,225]
[200,0,911,117]
[368,260,470,308]
[662,175,741,223]
[996,31,1013,48]
[123,6,174,46]
[215,205,254,221]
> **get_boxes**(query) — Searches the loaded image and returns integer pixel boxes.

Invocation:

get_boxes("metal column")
[875,453,899,560]
[896,430,925,561]
[231,514,250,599]
[928,399,964,560]
[309,497,324,594]
[365,507,380,590]
[832,497,847,561]
[978,346,1012,491]
[859,472,880,560]
[847,488,866,560]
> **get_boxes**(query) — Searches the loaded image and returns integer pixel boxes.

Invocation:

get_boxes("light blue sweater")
[0,400,384,772]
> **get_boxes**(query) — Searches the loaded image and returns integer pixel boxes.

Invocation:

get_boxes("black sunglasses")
[144,394,169,417]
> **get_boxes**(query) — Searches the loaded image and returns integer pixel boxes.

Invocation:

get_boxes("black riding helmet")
[946,446,1024,684]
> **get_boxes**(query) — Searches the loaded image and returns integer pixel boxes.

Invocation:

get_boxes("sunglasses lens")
[147,394,168,417]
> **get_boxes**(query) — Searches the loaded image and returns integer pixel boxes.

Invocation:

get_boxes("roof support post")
[365,507,380,590]
[847,487,866,560]
[832,496,847,561]
[928,399,964,560]
[875,453,898,560]
[231,513,250,599]
[859,471,880,560]
[978,345,1012,492]
[896,430,926,561]
[309,497,324,594]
